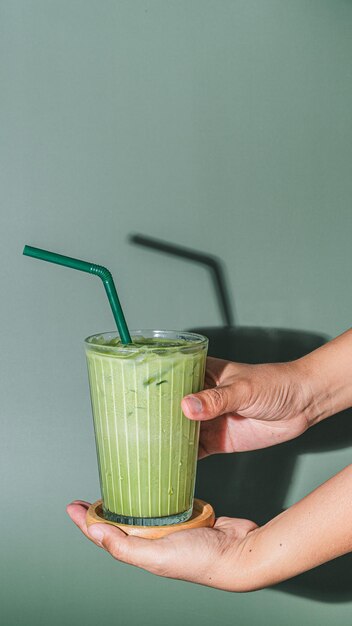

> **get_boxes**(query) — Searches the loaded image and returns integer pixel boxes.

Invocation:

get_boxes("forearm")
[243,464,352,590]
[297,328,352,425]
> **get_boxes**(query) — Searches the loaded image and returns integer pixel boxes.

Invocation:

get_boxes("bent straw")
[23,245,132,344]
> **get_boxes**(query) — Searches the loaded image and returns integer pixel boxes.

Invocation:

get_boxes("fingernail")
[88,525,105,545]
[184,395,202,414]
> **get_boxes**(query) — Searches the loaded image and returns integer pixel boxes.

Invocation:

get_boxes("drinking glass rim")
[84,329,209,354]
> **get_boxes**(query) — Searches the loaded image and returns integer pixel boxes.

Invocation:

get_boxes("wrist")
[238,510,317,591]
[212,526,266,593]
[293,355,332,427]
[234,526,275,592]
[294,328,352,426]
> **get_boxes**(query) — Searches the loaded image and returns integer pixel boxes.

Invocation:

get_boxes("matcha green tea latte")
[85,330,208,526]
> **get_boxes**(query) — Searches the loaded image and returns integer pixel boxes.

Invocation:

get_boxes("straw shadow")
[128,234,235,326]
[192,326,352,603]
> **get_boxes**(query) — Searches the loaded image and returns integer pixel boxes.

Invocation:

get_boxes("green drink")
[85,330,208,526]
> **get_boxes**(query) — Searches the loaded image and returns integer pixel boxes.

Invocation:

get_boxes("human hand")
[182,357,313,457]
[67,468,352,590]
[66,501,259,592]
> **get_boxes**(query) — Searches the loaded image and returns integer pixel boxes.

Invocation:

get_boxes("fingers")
[204,357,236,386]
[69,500,91,508]
[182,381,249,421]
[66,502,96,544]
[66,501,89,525]
[181,387,229,420]
[197,416,230,456]
[88,524,173,575]
[197,441,209,459]
[191,358,252,420]
[66,502,133,555]
[66,501,173,576]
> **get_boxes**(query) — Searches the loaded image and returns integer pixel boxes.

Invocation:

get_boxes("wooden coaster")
[86,498,215,539]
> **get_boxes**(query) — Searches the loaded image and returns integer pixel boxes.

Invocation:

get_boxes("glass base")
[102,504,193,526]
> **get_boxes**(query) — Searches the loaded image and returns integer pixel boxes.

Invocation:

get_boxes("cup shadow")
[191,325,352,603]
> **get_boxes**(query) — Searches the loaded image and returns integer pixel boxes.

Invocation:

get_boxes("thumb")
[182,384,243,421]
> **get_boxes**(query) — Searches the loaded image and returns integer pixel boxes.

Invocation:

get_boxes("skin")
[67,329,352,591]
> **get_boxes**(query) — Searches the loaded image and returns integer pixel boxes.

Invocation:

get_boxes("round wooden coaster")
[86,498,215,539]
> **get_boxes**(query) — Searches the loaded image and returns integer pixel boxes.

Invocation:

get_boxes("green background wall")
[1,1,351,624]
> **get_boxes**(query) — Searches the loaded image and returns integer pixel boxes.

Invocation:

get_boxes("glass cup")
[85,330,208,526]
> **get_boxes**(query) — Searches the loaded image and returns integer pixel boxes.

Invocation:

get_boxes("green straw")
[23,245,132,344]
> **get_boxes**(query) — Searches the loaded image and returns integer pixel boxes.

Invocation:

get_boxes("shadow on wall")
[129,234,352,604]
